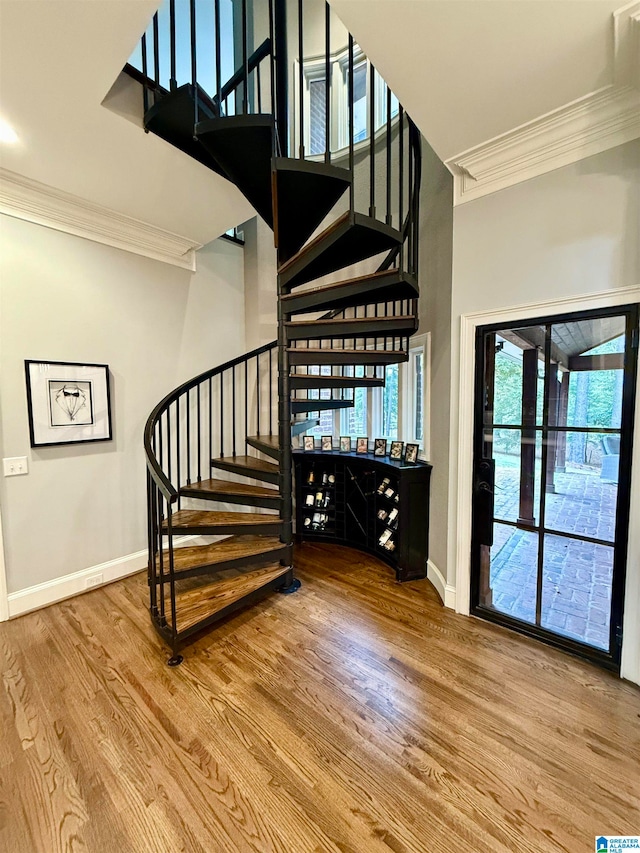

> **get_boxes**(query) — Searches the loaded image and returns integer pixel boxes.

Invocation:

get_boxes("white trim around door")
[0,503,8,622]
[454,285,640,681]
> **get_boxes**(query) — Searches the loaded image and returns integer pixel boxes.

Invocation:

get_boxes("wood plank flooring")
[1,541,638,852]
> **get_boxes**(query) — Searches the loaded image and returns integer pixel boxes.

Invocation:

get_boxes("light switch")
[3,456,29,476]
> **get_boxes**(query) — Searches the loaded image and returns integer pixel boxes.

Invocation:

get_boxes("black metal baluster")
[257,62,262,112]
[369,63,375,218]
[242,0,249,113]
[408,124,414,275]
[169,0,177,90]
[325,1,331,163]
[256,354,261,435]
[185,389,191,486]
[190,0,198,125]
[166,408,172,483]
[208,376,213,476]
[197,383,202,482]
[157,491,165,623]
[269,347,273,435]
[348,35,354,209]
[398,105,404,269]
[268,0,275,120]
[166,504,178,634]
[147,472,157,612]
[141,32,149,112]
[152,12,160,87]
[214,0,221,111]
[176,396,181,491]
[220,372,224,458]
[298,0,304,157]
[386,86,392,225]
[274,0,288,156]
[245,360,249,439]
[232,365,237,457]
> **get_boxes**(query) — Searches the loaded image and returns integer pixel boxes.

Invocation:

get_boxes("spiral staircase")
[135,0,421,664]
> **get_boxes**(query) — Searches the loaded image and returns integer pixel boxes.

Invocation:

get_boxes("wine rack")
[294,449,432,582]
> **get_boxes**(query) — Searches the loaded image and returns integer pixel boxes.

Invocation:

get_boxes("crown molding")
[0,168,202,270]
[447,2,640,205]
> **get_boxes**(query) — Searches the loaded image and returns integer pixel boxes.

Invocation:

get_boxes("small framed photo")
[339,436,352,452]
[25,360,112,447]
[390,440,404,461]
[374,438,387,457]
[405,443,419,463]
[356,436,369,454]
[321,435,333,452]
[303,435,315,451]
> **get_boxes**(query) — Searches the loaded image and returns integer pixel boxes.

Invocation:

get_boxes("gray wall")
[417,138,453,578]
[0,217,245,594]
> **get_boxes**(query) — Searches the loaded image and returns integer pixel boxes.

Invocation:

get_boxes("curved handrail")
[144,339,277,500]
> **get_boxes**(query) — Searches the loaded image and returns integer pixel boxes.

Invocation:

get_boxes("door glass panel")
[544,430,618,542]
[541,534,613,650]
[492,330,545,426]
[488,523,538,625]
[493,429,542,526]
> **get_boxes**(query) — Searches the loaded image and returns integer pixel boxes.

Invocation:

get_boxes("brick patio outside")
[488,453,617,650]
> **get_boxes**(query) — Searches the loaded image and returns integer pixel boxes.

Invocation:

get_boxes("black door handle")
[473,458,495,546]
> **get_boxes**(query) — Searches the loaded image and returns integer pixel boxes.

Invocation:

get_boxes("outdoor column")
[518,348,537,525]
[545,364,560,493]
[555,371,570,472]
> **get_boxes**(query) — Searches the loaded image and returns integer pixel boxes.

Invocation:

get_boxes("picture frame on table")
[25,360,112,448]
[339,436,352,452]
[303,436,315,451]
[374,438,387,457]
[356,436,369,454]
[321,435,333,452]
[389,440,404,460]
[404,443,419,463]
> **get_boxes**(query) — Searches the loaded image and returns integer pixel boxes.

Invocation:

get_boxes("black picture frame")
[390,440,404,460]
[405,443,419,463]
[374,438,387,457]
[321,435,333,452]
[339,436,352,452]
[25,360,112,448]
[356,436,369,454]
[303,435,315,451]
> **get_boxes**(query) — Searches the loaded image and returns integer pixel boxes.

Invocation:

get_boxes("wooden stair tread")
[278,211,349,276]
[247,434,279,450]
[165,535,285,574]
[174,563,290,633]
[288,315,414,328]
[163,510,280,530]
[211,454,279,474]
[281,269,418,315]
[288,347,408,365]
[184,478,279,498]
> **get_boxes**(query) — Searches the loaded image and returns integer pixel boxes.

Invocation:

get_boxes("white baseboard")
[427,559,456,610]
[5,534,208,619]
[7,548,148,618]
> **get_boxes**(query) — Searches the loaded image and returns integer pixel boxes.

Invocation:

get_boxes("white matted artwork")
[25,360,112,447]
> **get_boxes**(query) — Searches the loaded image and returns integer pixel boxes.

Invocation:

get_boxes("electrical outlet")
[85,573,103,589]
[3,457,28,477]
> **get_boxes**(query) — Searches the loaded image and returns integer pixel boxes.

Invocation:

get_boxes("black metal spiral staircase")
[134,0,421,664]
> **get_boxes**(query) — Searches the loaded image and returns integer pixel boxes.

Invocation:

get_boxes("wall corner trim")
[0,168,202,270]
[427,559,456,610]
[446,3,640,204]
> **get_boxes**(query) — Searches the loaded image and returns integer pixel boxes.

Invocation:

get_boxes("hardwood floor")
[1,542,638,852]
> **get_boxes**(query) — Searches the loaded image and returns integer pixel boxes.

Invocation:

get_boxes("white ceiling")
[0,0,253,246]
[329,0,634,162]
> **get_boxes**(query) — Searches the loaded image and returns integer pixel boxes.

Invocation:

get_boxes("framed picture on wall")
[303,436,315,451]
[339,436,352,452]
[25,360,112,448]
[356,436,369,454]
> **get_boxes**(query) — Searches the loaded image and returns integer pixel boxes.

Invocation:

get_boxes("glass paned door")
[471,306,639,668]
